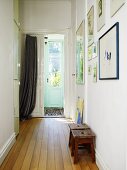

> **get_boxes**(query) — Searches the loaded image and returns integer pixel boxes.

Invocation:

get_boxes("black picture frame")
[99,22,119,80]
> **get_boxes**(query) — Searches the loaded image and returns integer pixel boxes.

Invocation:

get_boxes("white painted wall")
[70,0,86,122]
[75,0,86,100]
[72,0,127,169]
[19,0,71,32]
[0,0,15,165]
[76,0,87,123]
[69,0,76,120]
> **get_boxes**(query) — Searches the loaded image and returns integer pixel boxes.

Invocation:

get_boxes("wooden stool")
[71,129,95,164]
[68,123,89,147]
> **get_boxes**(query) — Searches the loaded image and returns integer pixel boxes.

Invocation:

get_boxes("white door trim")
[23,29,71,118]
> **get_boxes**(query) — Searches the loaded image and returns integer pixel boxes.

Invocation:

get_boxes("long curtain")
[19,35,37,120]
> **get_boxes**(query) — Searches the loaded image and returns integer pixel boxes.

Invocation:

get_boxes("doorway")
[44,34,64,116]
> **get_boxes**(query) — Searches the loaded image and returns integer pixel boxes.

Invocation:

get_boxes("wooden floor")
[0,118,99,170]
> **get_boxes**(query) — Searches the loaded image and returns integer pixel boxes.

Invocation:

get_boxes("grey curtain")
[19,35,37,120]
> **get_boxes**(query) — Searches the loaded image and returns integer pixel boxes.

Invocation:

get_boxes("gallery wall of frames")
[76,0,125,84]
[87,0,125,82]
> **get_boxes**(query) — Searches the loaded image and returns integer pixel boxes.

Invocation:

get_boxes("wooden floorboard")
[12,119,40,170]
[0,119,34,170]
[54,121,64,170]
[30,120,44,170]
[46,119,56,170]
[38,120,48,170]
[0,118,99,170]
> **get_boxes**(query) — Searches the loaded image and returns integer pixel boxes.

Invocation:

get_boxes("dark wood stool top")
[68,123,90,147]
[72,129,95,138]
[68,123,89,130]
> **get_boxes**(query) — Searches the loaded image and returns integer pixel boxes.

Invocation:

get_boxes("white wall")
[70,0,86,122]
[75,0,86,100]
[19,0,71,32]
[72,0,127,170]
[0,0,15,165]
[69,0,76,120]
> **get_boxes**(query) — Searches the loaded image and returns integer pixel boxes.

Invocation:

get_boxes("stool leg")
[71,135,74,156]
[74,139,78,164]
[69,131,71,146]
[91,142,95,162]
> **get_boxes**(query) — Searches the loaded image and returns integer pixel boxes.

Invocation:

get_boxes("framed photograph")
[93,63,97,82]
[99,22,119,80]
[88,44,93,61]
[92,42,98,59]
[76,20,85,84]
[110,0,125,17]
[87,6,94,46]
[88,42,98,61]
[97,0,105,31]
[88,65,92,75]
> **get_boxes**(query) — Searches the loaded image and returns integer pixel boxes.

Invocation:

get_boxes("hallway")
[0,118,98,170]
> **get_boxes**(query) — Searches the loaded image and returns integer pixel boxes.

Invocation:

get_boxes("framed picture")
[75,97,84,124]
[99,22,119,80]
[87,6,94,46]
[110,0,125,17]
[76,20,85,84]
[93,63,97,82]
[97,0,105,31]
[92,42,98,59]
[88,42,97,61]
[88,65,92,75]
[88,44,93,61]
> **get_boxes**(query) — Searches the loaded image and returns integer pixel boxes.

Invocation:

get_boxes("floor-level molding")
[0,133,16,166]
[32,112,44,117]
[96,149,110,170]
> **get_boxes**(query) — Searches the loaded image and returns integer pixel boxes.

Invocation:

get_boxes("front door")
[44,37,64,108]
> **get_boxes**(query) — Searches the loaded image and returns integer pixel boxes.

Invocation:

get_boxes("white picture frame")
[88,65,92,75]
[87,6,94,46]
[99,22,119,80]
[76,20,85,84]
[93,62,97,82]
[97,0,105,31]
[88,44,93,61]
[88,42,97,61]
[110,0,125,17]
[92,42,98,59]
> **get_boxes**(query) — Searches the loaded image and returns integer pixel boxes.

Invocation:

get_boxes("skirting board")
[96,149,110,170]
[0,133,16,166]
[32,112,44,117]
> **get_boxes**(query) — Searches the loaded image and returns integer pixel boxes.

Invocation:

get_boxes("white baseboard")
[0,133,16,166]
[96,149,110,170]
[32,112,44,117]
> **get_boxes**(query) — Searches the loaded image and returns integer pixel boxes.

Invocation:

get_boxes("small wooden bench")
[71,129,95,164]
[68,123,90,146]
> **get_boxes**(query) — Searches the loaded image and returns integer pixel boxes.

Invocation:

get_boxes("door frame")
[26,29,71,118]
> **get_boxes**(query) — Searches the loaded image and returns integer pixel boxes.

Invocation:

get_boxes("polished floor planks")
[0,118,99,170]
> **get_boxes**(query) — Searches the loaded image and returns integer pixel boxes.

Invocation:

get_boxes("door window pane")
[48,41,62,87]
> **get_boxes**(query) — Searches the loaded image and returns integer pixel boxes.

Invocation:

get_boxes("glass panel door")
[44,39,64,108]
